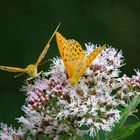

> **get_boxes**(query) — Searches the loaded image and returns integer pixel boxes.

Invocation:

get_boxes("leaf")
[37,134,51,140]
[59,134,85,140]
[106,95,140,139]
[109,121,140,140]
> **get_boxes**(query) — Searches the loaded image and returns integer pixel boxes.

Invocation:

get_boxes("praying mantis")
[0,23,61,80]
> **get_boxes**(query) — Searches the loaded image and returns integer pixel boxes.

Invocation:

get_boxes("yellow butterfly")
[0,23,61,80]
[56,32,105,85]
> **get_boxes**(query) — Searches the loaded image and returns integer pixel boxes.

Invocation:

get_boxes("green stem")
[33,134,39,140]
[119,113,129,128]
[96,131,100,140]
[105,132,108,140]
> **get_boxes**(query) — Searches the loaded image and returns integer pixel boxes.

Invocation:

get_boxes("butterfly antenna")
[14,72,25,78]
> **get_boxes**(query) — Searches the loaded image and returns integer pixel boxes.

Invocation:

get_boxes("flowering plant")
[0,43,140,140]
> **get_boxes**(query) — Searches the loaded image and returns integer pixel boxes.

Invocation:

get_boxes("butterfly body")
[56,32,105,85]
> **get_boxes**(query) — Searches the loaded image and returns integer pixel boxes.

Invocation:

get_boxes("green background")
[0,0,140,139]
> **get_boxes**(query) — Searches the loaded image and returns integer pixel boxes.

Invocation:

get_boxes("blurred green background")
[0,0,140,139]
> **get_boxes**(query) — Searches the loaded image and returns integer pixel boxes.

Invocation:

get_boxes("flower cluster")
[0,123,25,140]
[17,106,69,139]
[0,44,139,140]
[123,70,140,89]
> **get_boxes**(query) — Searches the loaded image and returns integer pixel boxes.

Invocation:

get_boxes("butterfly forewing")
[67,39,85,60]
[67,39,85,71]
[56,32,86,78]
[56,32,73,78]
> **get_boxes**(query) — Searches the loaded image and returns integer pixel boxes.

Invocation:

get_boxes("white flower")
[87,127,96,137]
[0,123,25,140]
[1,43,138,139]
[46,57,66,76]
[17,106,44,135]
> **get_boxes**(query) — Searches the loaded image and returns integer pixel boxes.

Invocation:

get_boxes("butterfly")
[0,23,61,80]
[56,32,105,85]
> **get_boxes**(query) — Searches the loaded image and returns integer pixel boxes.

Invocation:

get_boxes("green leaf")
[119,95,140,127]
[109,121,140,140]
[106,95,140,139]
[59,134,85,140]
[37,134,50,140]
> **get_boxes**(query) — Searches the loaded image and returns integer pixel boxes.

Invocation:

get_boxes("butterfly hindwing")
[84,46,104,66]
[77,46,104,78]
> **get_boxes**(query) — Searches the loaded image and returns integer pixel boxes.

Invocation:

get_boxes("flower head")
[1,43,139,140]
[21,45,129,137]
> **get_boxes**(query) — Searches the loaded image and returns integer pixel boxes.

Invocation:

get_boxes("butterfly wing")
[79,45,105,76]
[70,45,105,84]
[56,32,85,78]
[56,32,105,84]
[0,66,27,73]
[35,23,61,66]
[67,39,85,64]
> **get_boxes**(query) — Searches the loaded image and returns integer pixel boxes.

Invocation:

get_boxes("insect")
[0,23,61,80]
[56,32,105,85]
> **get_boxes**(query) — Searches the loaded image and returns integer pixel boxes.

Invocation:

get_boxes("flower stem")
[96,132,100,140]
[33,133,39,140]
[119,113,129,128]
